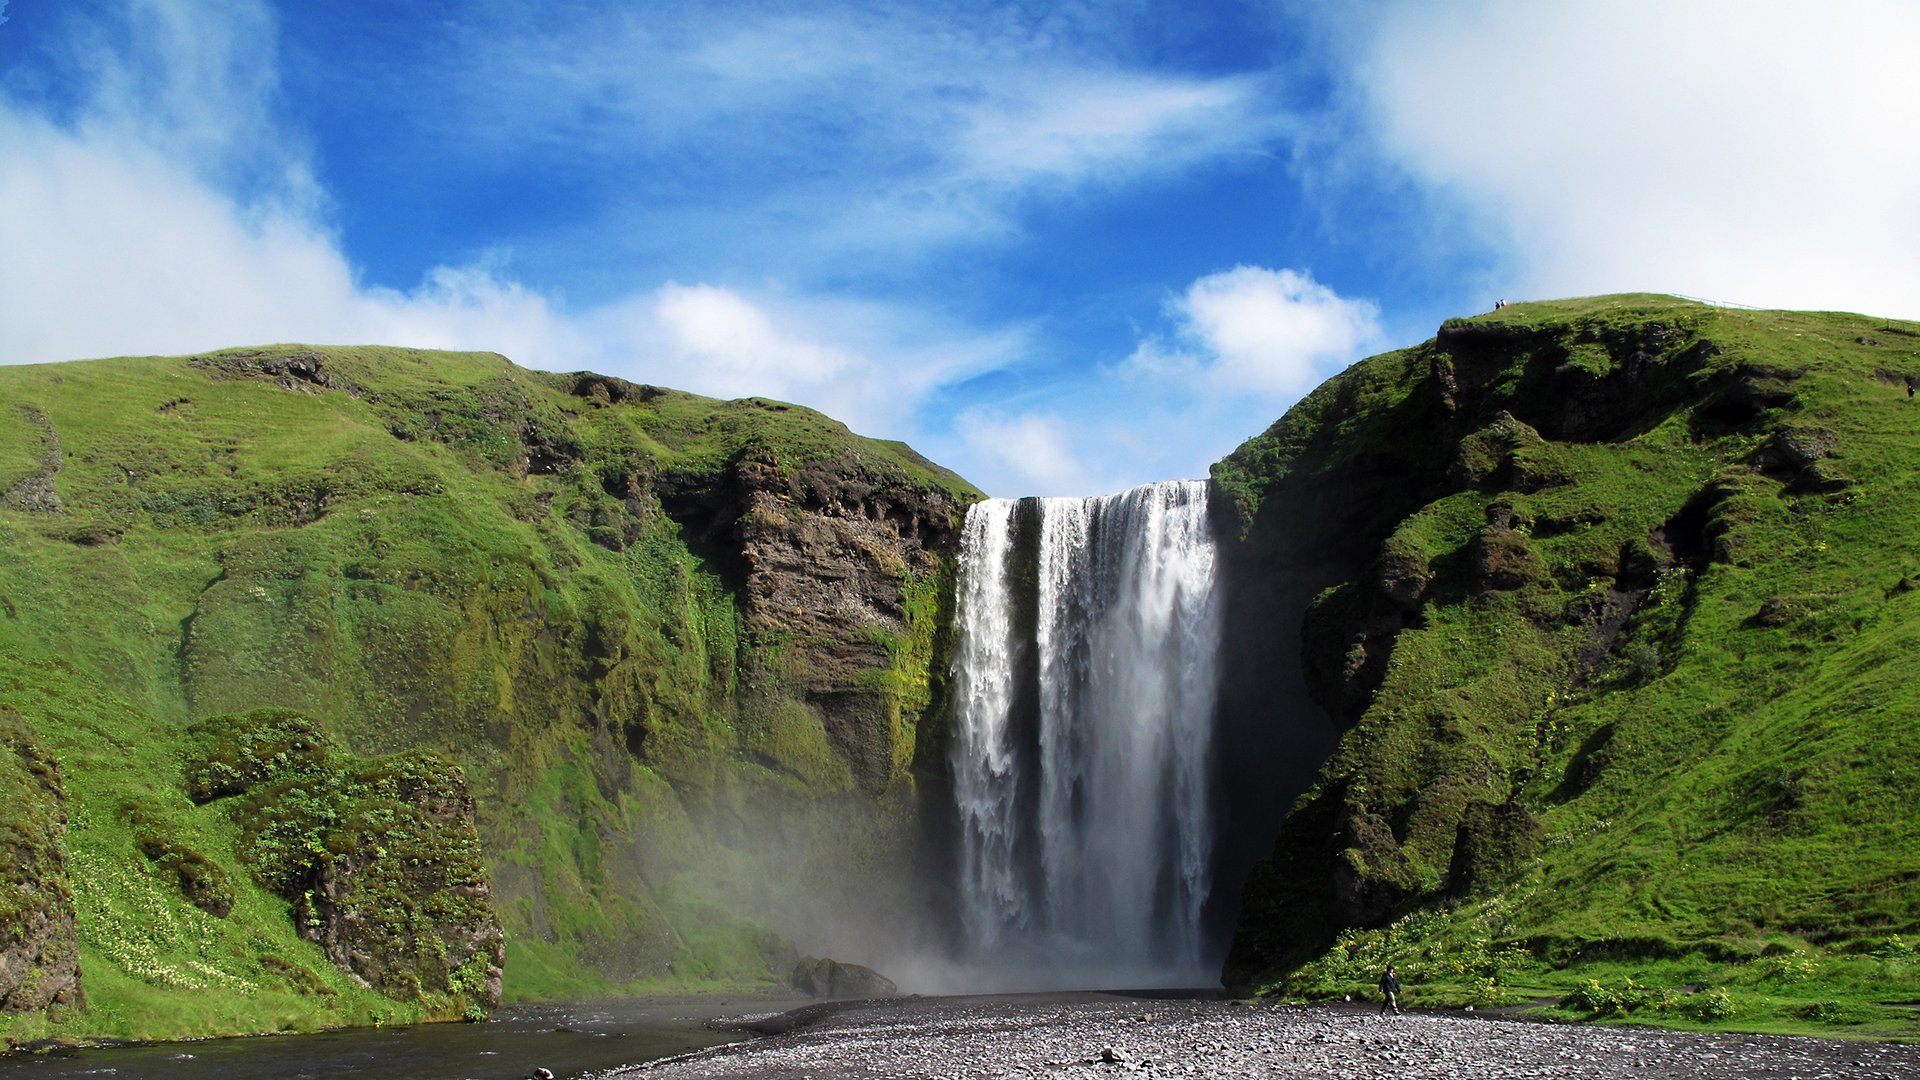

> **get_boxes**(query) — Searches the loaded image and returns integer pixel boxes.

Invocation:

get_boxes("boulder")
[790,956,897,999]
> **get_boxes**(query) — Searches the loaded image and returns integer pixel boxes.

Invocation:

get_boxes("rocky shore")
[600,993,1920,1079]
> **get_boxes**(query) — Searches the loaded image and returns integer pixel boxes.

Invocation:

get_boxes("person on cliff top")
[1379,964,1402,1016]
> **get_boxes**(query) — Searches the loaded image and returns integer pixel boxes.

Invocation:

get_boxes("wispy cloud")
[405,2,1282,267]
[588,284,1026,437]
[953,409,1098,497]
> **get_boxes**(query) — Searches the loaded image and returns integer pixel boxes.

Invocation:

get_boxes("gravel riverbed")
[597,993,1920,1080]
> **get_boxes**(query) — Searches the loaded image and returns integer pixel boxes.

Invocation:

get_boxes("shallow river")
[0,997,789,1080]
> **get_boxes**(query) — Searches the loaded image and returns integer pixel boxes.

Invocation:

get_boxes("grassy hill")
[1218,295,1920,1034]
[0,345,977,1045]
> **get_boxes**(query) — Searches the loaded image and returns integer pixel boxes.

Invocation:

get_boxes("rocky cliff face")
[1217,296,1920,995]
[663,446,964,791]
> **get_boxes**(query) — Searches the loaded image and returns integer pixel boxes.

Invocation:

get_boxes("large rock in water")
[0,710,83,1014]
[790,956,898,999]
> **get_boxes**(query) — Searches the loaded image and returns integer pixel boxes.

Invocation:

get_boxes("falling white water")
[949,480,1222,987]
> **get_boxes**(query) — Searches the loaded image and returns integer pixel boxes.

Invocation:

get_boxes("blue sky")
[3,1,1917,496]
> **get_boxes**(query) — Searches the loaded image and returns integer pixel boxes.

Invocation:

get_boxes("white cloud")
[648,283,855,394]
[1127,266,1382,399]
[0,100,588,366]
[1356,0,1920,316]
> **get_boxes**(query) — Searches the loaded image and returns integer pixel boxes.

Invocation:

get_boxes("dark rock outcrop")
[189,348,354,395]
[0,710,83,1014]
[1751,425,1849,491]
[658,446,966,790]
[789,956,897,999]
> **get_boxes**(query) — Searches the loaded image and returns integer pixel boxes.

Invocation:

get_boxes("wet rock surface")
[788,957,898,1000]
[602,994,1920,1079]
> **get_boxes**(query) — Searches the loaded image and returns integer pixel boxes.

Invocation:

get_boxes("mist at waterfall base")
[943,481,1227,991]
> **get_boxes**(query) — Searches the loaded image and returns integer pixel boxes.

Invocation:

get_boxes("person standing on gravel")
[1378,965,1402,1016]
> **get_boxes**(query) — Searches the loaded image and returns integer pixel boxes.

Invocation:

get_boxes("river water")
[0,997,790,1080]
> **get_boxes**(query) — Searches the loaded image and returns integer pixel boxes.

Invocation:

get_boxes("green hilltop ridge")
[0,345,978,1045]
[9,295,1920,1047]
[1217,294,1920,1034]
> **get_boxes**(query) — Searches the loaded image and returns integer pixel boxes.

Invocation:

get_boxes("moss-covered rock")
[123,802,235,918]
[183,709,504,1008]
[183,707,331,804]
[0,710,83,1014]
[287,752,504,1007]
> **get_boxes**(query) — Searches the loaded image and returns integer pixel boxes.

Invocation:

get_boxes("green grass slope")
[1219,295,1920,1034]
[0,345,977,1045]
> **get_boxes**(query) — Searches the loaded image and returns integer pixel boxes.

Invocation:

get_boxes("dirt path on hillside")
[595,993,1920,1080]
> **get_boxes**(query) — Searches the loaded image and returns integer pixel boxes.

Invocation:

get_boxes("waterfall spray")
[950,480,1222,986]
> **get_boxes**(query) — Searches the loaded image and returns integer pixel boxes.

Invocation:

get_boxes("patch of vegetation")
[123,801,235,917]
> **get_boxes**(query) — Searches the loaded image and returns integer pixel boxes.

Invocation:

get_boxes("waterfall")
[950,480,1222,986]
